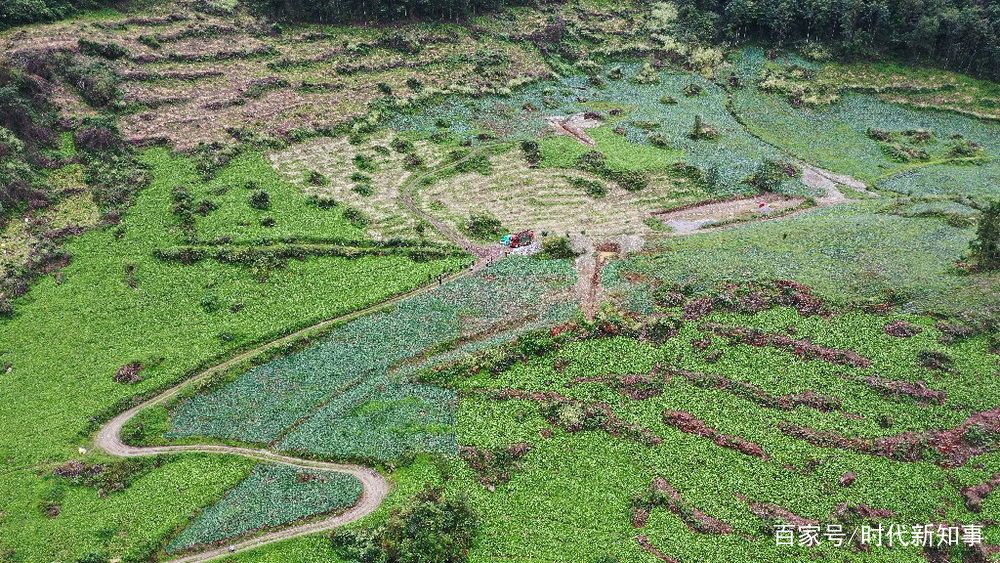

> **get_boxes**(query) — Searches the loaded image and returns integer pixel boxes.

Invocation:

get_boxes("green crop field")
[1,0,998,561]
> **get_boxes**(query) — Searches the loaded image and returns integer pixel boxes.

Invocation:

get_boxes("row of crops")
[167,464,363,554]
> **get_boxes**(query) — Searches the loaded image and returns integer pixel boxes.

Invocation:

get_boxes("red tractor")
[501,230,535,249]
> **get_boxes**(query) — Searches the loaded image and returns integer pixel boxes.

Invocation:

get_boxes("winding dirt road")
[93,264,475,561]
[94,151,504,561]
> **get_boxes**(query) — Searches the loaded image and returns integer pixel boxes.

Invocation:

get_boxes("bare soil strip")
[653,163,872,236]
[653,193,805,234]
[545,113,602,146]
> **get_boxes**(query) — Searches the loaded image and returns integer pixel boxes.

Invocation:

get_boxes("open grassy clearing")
[415,147,708,240]
[267,131,451,240]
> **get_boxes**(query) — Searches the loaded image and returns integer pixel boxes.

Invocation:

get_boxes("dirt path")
[653,193,806,234]
[94,151,508,560]
[652,163,873,237]
[546,113,602,146]
[397,145,509,271]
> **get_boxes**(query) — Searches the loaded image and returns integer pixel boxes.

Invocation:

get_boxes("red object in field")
[506,230,535,248]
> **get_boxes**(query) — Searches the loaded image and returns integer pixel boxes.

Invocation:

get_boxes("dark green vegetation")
[332,486,477,563]
[676,0,1000,80]
[0,0,113,29]
[971,200,1000,270]
[418,296,999,561]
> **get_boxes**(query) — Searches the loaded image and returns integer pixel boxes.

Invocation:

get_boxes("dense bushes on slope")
[675,0,1000,80]
[1,0,108,29]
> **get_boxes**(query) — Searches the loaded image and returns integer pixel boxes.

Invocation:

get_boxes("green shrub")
[353,154,377,172]
[78,39,128,60]
[137,35,161,49]
[647,132,672,148]
[248,190,271,210]
[200,293,221,313]
[683,83,704,97]
[306,170,329,186]
[454,153,492,175]
[610,170,649,192]
[465,212,503,240]
[745,159,797,192]
[331,486,477,563]
[970,200,1000,270]
[521,140,541,166]
[542,236,578,259]
[343,206,369,228]
[689,115,719,140]
[391,137,414,153]
[569,177,607,198]
[62,58,120,107]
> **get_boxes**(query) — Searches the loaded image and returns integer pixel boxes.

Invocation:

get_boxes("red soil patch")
[839,471,857,487]
[962,473,1000,512]
[635,536,681,563]
[637,477,733,535]
[703,323,871,369]
[568,371,664,401]
[663,410,767,460]
[736,493,892,529]
[682,297,714,320]
[885,320,922,337]
[670,368,842,413]
[735,493,817,527]
[113,362,144,384]
[860,375,945,405]
[459,442,532,491]
[781,406,1000,467]
[53,460,104,479]
[664,280,830,319]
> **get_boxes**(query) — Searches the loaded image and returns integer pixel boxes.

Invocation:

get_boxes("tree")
[673,0,1000,80]
[248,190,271,210]
[542,236,578,259]
[970,201,1000,270]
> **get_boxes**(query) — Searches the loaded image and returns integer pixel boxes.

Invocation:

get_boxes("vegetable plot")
[167,464,363,553]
